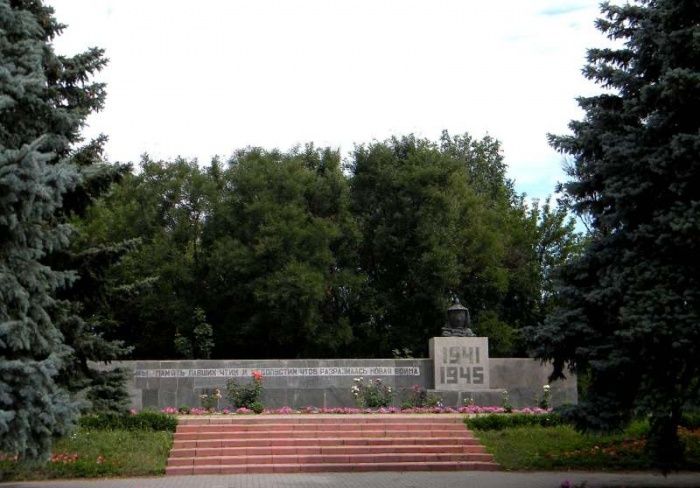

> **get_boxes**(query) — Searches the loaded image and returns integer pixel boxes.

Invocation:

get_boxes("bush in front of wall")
[199,388,222,411]
[226,370,264,409]
[465,412,565,431]
[78,411,177,432]
[351,377,393,408]
[401,384,442,408]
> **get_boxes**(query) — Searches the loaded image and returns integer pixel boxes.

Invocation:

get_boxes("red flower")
[251,370,263,381]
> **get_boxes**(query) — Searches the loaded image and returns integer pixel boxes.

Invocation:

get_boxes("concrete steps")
[166,415,498,475]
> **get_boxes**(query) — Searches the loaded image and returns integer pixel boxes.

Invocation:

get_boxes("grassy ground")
[474,421,700,471]
[0,428,173,481]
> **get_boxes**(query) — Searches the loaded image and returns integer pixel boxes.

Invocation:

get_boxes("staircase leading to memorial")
[166,415,498,475]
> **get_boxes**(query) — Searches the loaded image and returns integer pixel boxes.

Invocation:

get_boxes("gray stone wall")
[490,358,577,407]
[99,356,576,410]
[431,358,577,408]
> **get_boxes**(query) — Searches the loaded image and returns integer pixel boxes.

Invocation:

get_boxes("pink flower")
[251,370,263,381]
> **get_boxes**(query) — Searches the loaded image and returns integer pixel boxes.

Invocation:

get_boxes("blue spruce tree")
[0,141,80,459]
[1,0,123,458]
[530,0,699,471]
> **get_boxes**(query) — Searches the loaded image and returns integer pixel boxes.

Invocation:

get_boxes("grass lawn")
[474,421,700,471]
[0,428,173,482]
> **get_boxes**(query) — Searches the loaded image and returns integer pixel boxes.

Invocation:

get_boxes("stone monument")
[104,299,578,410]
[429,299,503,404]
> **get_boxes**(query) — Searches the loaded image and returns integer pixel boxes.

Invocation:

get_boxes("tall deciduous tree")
[78,156,216,359]
[203,146,361,358]
[530,0,699,470]
[76,140,581,361]
[349,133,539,356]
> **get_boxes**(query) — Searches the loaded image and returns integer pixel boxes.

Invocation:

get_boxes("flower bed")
[155,405,552,415]
[157,372,553,416]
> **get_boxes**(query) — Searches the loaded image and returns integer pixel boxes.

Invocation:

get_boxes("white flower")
[543,384,551,391]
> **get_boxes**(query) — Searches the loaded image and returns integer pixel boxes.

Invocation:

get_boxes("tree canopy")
[80,133,581,360]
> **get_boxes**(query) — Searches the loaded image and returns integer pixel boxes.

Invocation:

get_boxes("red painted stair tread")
[165,415,498,475]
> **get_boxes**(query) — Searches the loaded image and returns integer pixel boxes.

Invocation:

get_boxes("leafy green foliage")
[681,412,700,430]
[351,377,393,408]
[529,0,700,471]
[401,385,442,408]
[78,411,177,432]
[174,307,214,359]
[473,422,700,471]
[250,401,265,414]
[76,133,581,360]
[198,389,222,410]
[226,376,263,409]
[465,413,565,431]
[78,157,217,358]
[348,133,581,357]
[203,146,359,358]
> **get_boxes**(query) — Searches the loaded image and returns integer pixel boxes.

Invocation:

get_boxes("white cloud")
[48,0,606,199]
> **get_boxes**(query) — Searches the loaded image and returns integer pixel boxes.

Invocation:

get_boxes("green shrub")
[351,377,393,408]
[466,413,565,431]
[78,411,177,432]
[250,401,265,414]
[402,385,442,408]
[500,390,513,413]
[226,371,263,409]
[199,388,222,411]
[681,411,700,429]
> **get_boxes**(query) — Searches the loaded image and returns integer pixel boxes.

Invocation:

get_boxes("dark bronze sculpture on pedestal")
[441,298,475,337]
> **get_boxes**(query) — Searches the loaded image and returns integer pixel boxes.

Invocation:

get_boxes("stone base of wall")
[259,387,355,409]
[428,389,504,408]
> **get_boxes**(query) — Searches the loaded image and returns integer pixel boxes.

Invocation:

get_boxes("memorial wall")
[100,348,577,410]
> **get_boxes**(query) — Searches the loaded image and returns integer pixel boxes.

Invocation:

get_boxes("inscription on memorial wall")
[429,337,490,391]
[438,346,484,385]
[134,366,421,378]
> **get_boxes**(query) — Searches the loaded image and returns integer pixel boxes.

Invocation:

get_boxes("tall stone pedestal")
[429,336,503,405]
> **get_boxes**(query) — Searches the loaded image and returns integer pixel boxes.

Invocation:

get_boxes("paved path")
[2,472,700,488]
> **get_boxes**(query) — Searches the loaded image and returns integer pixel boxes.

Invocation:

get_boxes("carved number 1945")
[439,366,484,384]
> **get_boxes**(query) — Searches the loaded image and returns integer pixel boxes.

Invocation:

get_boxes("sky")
[48,0,605,201]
